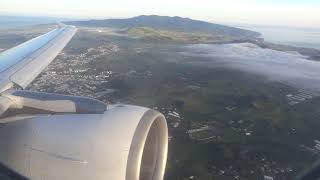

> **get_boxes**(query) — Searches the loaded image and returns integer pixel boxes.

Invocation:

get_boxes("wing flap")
[0,25,77,92]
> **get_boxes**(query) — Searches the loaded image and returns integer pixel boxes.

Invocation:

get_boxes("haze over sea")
[0,16,76,29]
[239,25,320,50]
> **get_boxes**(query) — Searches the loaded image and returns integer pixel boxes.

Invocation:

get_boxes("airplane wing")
[0,25,77,92]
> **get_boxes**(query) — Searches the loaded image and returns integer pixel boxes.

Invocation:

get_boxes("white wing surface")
[0,25,77,92]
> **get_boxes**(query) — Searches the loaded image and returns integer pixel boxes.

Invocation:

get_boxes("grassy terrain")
[123,27,235,43]
[71,30,320,179]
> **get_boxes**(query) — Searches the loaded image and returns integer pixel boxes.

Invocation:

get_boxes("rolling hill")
[66,15,260,38]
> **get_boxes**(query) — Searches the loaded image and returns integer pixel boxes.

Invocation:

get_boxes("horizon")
[1,14,320,31]
[0,0,319,28]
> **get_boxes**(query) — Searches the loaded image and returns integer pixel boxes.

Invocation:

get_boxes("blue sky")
[0,0,319,28]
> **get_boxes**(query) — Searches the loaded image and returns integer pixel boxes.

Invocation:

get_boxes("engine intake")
[126,110,168,180]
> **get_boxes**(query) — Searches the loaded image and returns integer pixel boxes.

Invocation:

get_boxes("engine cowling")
[0,104,168,180]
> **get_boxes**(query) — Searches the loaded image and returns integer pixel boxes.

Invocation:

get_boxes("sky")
[0,0,319,28]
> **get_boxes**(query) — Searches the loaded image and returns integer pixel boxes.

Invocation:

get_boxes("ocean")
[239,25,320,50]
[0,16,76,29]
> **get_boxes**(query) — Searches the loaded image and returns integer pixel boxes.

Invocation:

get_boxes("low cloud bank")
[182,43,320,91]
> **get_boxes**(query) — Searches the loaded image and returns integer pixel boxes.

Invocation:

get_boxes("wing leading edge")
[0,25,77,93]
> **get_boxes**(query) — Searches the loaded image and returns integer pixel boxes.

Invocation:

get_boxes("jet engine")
[0,91,168,180]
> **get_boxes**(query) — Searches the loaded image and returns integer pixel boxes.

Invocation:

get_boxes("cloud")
[183,43,320,91]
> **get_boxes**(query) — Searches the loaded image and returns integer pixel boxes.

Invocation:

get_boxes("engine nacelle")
[0,105,168,180]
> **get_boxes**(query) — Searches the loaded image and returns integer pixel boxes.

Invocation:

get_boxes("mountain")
[66,15,260,38]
